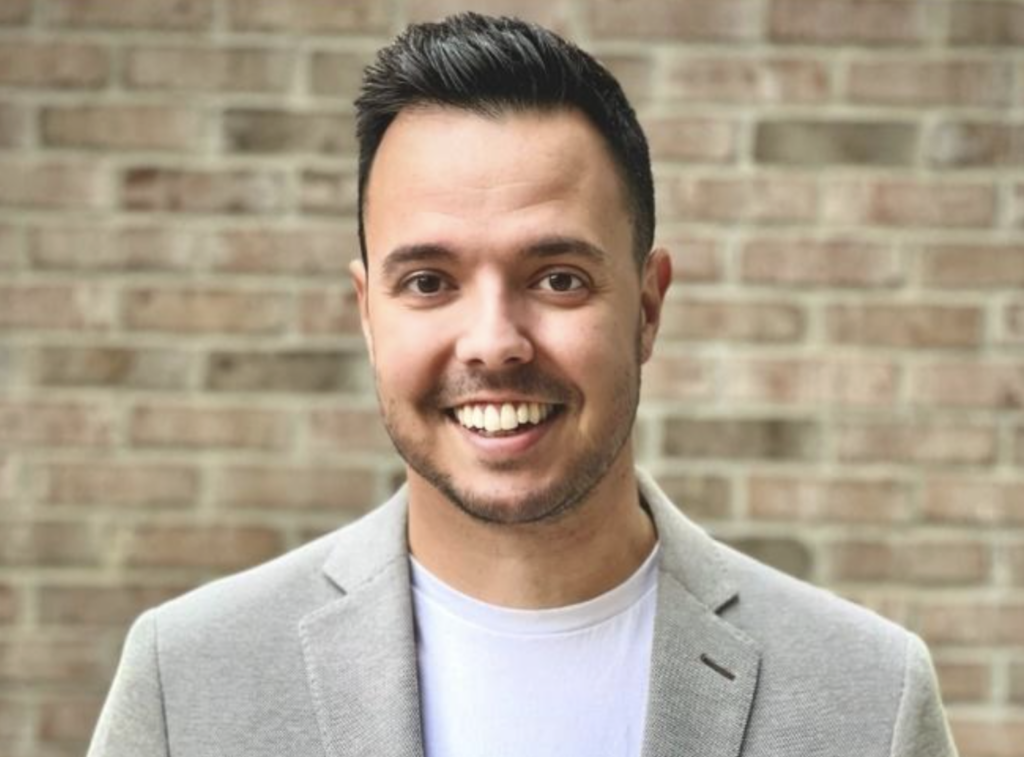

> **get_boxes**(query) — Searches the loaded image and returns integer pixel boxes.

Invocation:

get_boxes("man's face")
[353,106,668,525]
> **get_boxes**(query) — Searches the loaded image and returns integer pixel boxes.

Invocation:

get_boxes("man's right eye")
[401,273,447,295]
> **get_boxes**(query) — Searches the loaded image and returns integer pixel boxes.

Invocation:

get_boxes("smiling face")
[353,106,669,526]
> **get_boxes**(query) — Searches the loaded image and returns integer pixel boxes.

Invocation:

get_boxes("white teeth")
[484,405,501,432]
[500,403,517,430]
[453,401,555,433]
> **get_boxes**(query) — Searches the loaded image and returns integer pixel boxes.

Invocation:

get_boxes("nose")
[454,290,534,369]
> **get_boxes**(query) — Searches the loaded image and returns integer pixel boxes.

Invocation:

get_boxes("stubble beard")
[376,333,643,527]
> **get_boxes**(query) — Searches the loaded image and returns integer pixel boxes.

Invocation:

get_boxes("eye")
[535,271,586,293]
[401,272,449,296]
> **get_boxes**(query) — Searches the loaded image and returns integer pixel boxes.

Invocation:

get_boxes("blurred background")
[0,0,1021,755]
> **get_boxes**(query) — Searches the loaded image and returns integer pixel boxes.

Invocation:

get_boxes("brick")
[0,104,29,148]
[828,538,991,585]
[0,697,30,738]
[125,47,294,93]
[1008,302,1024,344]
[641,353,715,402]
[822,179,995,228]
[826,305,983,349]
[299,286,364,336]
[206,350,371,393]
[591,0,760,41]
[226,0,390,33]
[0,401,113,448]
[42,106,206,152]
[0,284,115,331]
[224,110,355,155]
[211,229,352,275]
[654,474,731,521]
[0,524,100,567]
[122,168,287,215]
[310,51,378,98]
[0,42,109,88]
[919,601,1024,646]
[0,225,22,271]
[911,363,1024,409]
[0,161,109,210]
[664,176,817,224]
[755,121,917,166]
[922,479,1024,525]
[934,660,991,704]
[770,0,927,44]
[722,357,900,407]
[38,585,186,627]
[836,421,997,465]
[0,0,29,24]
[928,122,1024,167]
[664,417,820,461]
[949,1,1024,46]
[666,57,830,104]
[596,55,656,106]
[35,462,198,508]
[122,287,289,335]
[644,116,738,163]
[951,717,1024,757]
[38,696,104,742]
[32,346,193,390]
[1015,185,1024,231]
[660,300,805,343]
[29,225,200,273]
[0,583,16,624]
[1010,541,1024,586]
[307,408,394,454]
[213,466,376,511]
[300,170,358,216]
[44,0,210,29]
[130,405,289,450]
[847,60,1011,107]
[0,640,109,684]
[123,525,283,569]
[728,537,812,579]
[657,233,722,282]
[748,476,910,523]
[1012,662,1024,703]
[922,243,1024,288]
[740,238,902,288]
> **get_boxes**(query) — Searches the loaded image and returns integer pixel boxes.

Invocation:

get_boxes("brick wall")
[0,1,1021,755]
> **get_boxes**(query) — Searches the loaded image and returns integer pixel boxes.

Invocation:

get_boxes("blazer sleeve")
[87,610,170,757]
[889,632,959,757]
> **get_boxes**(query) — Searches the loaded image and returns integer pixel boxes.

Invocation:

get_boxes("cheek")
[370,311,451,394]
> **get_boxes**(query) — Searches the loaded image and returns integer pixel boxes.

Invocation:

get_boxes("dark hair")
[355,12,654,268]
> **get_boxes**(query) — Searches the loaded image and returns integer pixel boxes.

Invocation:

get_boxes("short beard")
[377,328,643,528]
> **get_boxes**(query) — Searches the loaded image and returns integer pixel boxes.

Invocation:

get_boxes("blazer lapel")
[299,489,425,757]
[639,472,762,757]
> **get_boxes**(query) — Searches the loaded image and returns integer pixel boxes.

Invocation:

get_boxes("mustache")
[426,365,576,408]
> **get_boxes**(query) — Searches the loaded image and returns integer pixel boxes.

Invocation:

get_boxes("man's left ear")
[639,248,672,364]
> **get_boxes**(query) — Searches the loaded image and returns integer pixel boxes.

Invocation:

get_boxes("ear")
[349,257,374,363]
[638,248,672,364]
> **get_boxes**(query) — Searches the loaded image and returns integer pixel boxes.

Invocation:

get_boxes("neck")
[406,454,657,609]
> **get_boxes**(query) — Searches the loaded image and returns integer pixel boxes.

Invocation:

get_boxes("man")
[89,13,958,757]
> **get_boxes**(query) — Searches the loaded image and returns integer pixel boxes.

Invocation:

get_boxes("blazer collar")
[303,473,760,757]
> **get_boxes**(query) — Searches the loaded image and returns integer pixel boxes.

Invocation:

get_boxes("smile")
[449,402,559,436]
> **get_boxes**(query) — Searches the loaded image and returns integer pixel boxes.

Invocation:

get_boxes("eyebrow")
[380,236,609,279]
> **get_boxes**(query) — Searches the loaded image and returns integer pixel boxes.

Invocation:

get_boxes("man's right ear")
[348,258,373,362]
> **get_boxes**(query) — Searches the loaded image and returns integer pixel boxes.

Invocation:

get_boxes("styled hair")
[355,12,655,268]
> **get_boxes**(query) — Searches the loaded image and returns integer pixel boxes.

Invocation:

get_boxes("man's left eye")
[536,272,585,292]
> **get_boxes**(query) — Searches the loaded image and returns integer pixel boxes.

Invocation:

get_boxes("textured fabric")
[411,546,658,757]
[87,471,959,757]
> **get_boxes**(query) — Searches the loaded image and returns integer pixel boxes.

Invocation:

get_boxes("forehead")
[362,106,632,266]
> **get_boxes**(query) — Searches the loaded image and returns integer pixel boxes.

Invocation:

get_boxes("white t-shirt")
[410,545,660,757]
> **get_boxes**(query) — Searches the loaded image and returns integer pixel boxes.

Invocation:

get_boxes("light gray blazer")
[88,471,958,757]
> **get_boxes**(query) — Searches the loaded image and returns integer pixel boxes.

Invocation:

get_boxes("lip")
[447,405,562,458]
